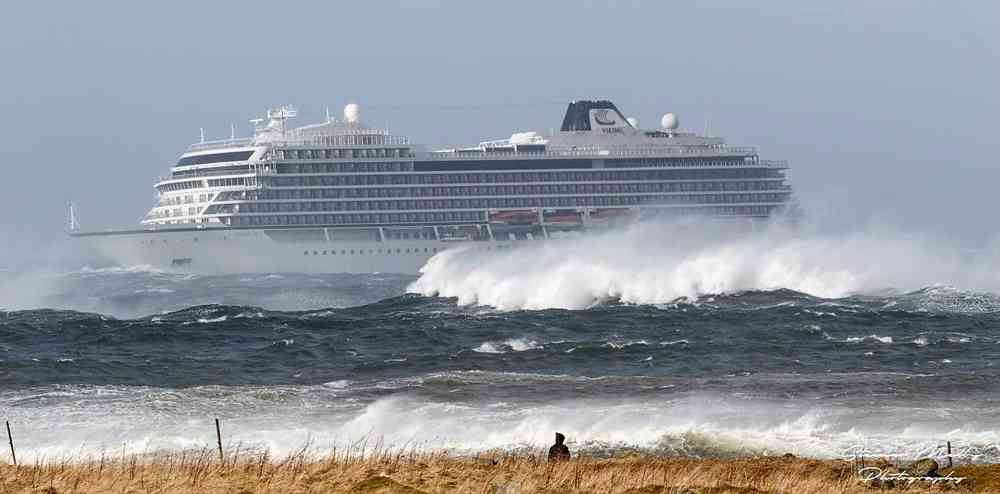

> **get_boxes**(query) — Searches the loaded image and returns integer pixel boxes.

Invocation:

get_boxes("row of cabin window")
[229,193,790,214]
[215,193,788,214]
[269,168,779,184]
[302,244,516,257]
[384,229,436,240]
[644,205,776,216]
[280,161,413,173]
[158,180,203,192]
[258,181,785,200]
[207,177,248,187]
[217,192,788,217]
[606,158,750,168]
[304,246,439,256]
[227,205,778,227]
[227,211,482,226]
[149,206,203,219]
[278,148,412,160]
[158,193,215,206]
[280,156,751,171]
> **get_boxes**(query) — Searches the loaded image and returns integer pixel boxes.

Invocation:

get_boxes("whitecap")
[235,311,265,319]
[605,340,649,349]
[659,339,689,346]
[844,335,893,344]
[197,315,228,324]
[473,337,542,354]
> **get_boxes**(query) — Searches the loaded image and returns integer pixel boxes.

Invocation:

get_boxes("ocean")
[2,223,999,463]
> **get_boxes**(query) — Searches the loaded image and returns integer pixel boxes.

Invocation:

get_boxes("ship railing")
[184,134,411,153]
[427,147,761,160]
[185,137,255,152]
[268,133,411,147]
[760,160,790,168]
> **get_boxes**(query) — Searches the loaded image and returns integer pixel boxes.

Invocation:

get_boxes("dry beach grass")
[0,446,995,494]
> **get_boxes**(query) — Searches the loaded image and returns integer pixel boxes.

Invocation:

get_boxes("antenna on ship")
[200,128,205,143]
[230,123,236,140]
[325,106,332,123]
[68,202,80,231]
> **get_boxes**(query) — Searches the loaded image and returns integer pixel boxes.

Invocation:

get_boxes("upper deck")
[178,100,766,165]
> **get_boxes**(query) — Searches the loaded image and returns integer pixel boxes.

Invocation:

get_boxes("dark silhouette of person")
[548,432,570,461]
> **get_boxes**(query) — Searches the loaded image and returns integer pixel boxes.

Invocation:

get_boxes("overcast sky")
[0,1,997,265]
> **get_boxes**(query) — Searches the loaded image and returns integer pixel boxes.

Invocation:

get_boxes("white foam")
[195,315,228,324]
[408,219,1000,311]
[7,386,998,463]
[605,340,649,349]
[472,342,504,354]
[844,335,893,344]
[473,337,543,354]
[660,339,690,346]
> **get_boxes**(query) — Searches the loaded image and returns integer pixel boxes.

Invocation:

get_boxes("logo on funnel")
[593,109,617,126]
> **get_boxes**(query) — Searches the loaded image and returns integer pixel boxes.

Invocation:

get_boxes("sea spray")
[409,219,1000,310]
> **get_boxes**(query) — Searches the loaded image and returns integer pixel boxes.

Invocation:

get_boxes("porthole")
[304,250,309,255]
[322,250,327,255]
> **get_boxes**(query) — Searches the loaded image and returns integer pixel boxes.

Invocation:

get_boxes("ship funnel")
[560,100,630,133]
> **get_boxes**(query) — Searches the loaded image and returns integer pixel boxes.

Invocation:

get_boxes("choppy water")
[2,224,1000,463]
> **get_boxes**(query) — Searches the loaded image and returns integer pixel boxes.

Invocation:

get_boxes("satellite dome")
[344,103,361,124]
[626,117,639,128]
[661,113,679,130]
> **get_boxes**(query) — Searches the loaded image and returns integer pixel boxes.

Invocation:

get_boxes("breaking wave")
[409,220,1000,310]
[5,382,1000,462]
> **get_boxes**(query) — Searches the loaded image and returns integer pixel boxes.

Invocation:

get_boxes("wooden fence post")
[215,418,224,465]
[5,420,16,466]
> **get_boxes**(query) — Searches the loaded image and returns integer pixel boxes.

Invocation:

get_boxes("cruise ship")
[71,100,794,273]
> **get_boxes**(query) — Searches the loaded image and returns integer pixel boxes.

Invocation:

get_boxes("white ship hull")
[75,227,521,274]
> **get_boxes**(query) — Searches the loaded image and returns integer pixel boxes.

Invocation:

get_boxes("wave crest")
[409,220,1000,310]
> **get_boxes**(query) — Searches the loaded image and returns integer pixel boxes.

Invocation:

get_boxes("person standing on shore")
[548,432,571,462]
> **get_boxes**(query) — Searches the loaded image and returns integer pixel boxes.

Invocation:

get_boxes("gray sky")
[1,1,997,265]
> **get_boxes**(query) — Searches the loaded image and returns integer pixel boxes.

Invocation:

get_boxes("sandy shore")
[0,448,994,493]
